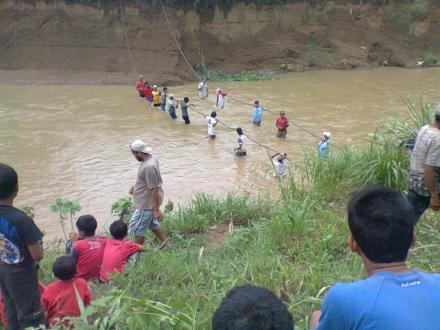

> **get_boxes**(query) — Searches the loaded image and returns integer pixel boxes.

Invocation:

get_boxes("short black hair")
[212,284,294,330]
[163,87,168,91]
[0,163,18,200]
[347,185,416,263]
[211,111,217,118]
[76,215,97,237]
[53,256,76,281]
[435,113,440,122]
[236,127,243,135]
[184,97,189,102]
[110,220,128,240]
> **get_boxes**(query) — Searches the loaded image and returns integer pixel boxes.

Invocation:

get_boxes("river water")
[1,67,439,240]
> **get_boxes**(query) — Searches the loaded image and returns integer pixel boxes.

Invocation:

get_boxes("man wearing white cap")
[128,140,166,246]
[408,104,440,222]
[318,131,331,159]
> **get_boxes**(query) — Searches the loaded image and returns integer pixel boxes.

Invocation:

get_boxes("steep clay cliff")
[0,0,439,84]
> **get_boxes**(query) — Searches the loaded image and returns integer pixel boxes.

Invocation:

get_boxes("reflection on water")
[1,68,439,239]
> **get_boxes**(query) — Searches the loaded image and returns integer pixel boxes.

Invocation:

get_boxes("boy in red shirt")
[145,84,152,105]
[42,256,92,327]
[70,215,107,281]
[99,220,143,282]
[276,111,289,138]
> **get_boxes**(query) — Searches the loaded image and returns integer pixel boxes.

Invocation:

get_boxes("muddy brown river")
[1,68,440,240]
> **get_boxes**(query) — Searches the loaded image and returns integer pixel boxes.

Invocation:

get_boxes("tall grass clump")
[302,98,432,200]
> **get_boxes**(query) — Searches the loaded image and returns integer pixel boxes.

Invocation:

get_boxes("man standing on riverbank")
[407,105,440,222]
[0,163,46,329]
[129,140,167,248]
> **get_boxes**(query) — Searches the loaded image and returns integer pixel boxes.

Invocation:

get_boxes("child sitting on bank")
[42,256,93,327]
[99,220,144,282]
[69,215,107,281]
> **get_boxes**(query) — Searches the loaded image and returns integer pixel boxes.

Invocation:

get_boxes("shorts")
[277,130,287,138]
[253,121,261,126]
[129,209,160,237]
[183,116,191,124]
[160,103,166,111]
[235,150,247,157]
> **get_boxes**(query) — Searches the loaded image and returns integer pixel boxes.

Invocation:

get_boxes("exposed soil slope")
[0,0,439,84]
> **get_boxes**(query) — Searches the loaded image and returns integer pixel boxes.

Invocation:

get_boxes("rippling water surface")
[1,68,439,239]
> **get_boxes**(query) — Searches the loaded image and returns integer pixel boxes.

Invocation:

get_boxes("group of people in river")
[136,75,332,166]
[0,86,439,329]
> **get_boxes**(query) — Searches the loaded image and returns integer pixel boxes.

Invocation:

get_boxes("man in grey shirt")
[407,105,440,222]
[128,140,166,247]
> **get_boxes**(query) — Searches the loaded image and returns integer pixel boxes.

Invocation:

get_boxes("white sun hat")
[130,140,152,154]
[323,131,331,138]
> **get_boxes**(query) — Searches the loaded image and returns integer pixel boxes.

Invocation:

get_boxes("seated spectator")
[310,185,440,330]
[42,256,92,327]
[70,215,107,281]
[99,220,144,282]
[212,284,294,330]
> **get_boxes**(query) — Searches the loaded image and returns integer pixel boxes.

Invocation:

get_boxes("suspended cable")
[118,0,136,74]
[158,0,200,80]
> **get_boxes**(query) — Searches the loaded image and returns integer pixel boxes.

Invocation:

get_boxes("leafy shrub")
[409,1,428,21]
[279,63,293,72]
[422,52,440,67]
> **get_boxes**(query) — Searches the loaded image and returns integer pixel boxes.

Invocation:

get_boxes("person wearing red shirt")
[135,75,146,98]
[42,256,92,327]
[100,220,143,282]
[70,215,107,281]
[145,85,152,105]
[276,111,289,138]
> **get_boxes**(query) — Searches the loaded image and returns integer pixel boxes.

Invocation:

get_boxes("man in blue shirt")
[252,100,264,126]
[310,185,440,330]
[0,163,45,329]
[318,131,331,159]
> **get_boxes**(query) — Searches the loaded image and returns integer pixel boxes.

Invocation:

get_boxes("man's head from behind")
[0,163,18,201]
[53,256,76,281]
[212,284,294,330]
[76,215,98,237]
[347,185,416,264]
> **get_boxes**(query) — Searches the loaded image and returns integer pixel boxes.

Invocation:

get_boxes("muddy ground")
[0,0,439,85]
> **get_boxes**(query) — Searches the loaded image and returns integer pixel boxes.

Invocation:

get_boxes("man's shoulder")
[325,276,381,303]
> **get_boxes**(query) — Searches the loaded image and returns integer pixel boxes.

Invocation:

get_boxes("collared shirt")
[408,125,440,196]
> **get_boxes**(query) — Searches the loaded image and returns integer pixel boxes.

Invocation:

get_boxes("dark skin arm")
[152,187,163,219]
[28,243,44,262]
[425,165,440,211]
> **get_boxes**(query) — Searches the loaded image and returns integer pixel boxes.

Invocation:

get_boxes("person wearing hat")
[136,75,146,98]
[167,94,178,119]
[275,111,289,138]
[152,85,160,108]
[407,104,440,222]
[318,131,331,159]
[128,140,166,247]
[198,78,209,99]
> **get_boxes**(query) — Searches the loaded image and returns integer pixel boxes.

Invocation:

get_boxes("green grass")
[422,52,440,67]
[37,99,439,329]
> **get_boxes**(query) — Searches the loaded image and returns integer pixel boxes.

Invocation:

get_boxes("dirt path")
[204,223,231,248]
